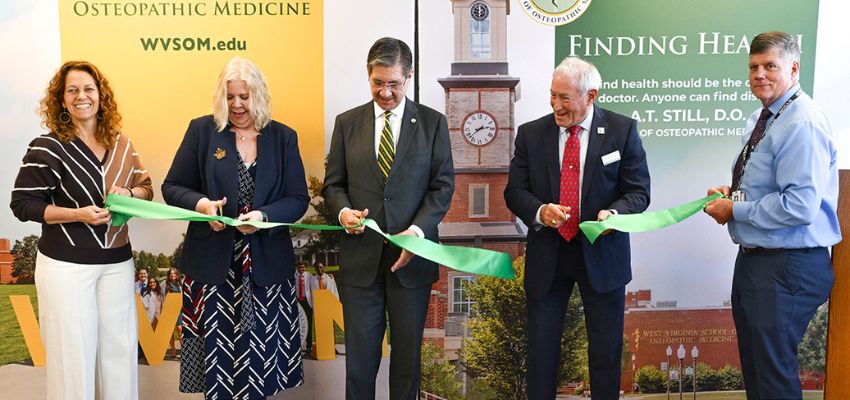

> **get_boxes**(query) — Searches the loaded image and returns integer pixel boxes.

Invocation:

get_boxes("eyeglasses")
[370,78,407,92]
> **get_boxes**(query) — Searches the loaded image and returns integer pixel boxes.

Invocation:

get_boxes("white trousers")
[35,251,138,400]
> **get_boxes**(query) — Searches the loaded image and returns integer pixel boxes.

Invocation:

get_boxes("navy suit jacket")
[162,115,309,286]
[504,106,650,297]
[322,99,454,288]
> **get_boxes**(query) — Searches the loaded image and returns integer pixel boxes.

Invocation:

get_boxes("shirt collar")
[374,97,407,119]
[560,104,595,135]
[767,84,801,115]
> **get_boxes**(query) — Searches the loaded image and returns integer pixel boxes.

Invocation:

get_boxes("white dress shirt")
[534,105,595,227]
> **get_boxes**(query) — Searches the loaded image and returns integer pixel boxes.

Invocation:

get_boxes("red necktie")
[298,273,305,301]
[558,125,581,241]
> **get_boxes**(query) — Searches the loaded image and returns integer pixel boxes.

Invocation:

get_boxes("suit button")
[384,197,389,202]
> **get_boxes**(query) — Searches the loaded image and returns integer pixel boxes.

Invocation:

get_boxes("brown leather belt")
[740,246,788,255]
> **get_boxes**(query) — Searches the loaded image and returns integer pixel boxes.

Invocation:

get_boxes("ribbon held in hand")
[105,194,514,279]
[579,193,724,244]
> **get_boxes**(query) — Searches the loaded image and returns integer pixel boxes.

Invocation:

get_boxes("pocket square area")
[602,151,621,166]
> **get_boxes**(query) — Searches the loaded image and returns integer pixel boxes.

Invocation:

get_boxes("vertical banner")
[553,0,821,393]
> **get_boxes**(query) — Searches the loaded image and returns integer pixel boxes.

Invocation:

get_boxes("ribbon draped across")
[105,194,515,279]
[579,192,724,244]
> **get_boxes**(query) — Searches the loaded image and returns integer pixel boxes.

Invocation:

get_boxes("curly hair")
[39,61,122,149]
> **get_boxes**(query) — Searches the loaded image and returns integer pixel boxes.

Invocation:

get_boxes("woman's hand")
[235,210,263,235]
[76,205,112,225]
[195,197,227,232]
[108,185,133,197]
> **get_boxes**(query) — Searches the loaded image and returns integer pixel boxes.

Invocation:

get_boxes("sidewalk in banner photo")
[0,356,390,399]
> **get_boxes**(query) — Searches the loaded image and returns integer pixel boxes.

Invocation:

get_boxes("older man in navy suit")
[505,56,650,400]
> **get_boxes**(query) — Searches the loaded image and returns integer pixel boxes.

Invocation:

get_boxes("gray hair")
[553,56,602,96]
[750,31,800,63]
[367,37,413,76]
[212,57,272,132]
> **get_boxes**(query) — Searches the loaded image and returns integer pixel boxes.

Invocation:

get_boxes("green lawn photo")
[0,284,38,365]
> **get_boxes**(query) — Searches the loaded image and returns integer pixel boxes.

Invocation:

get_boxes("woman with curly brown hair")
[10,60,152,400]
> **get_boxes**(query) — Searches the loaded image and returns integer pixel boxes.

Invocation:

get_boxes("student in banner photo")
[504,56,650,400]
[160,266,182,359]
[162,56,309,399]
[322,37,454,400]
[140,277,163,328]
[135,266,149,294]
[295,260,315,354]
[704,31,839,400]
[309,261,339,299]
[10,60,153,400]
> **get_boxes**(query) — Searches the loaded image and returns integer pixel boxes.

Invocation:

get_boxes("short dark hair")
[750,31,800,63]
[367,37,413,76]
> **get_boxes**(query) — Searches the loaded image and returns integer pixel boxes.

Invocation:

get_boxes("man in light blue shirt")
[705,31,839,399]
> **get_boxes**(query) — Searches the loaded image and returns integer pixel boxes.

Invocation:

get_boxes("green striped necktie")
[378,110,395,182]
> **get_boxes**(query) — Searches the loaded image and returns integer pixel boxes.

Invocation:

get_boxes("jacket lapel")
[392,99,418,176]
[361,103,385,187]
[544,115,561,203]
[211,127,239,216]
[581,106,605,204]
[252,125,273,209]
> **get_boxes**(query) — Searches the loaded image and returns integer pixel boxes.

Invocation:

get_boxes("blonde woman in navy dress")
[162,57,309,399]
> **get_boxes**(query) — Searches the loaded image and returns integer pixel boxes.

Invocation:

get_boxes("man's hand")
[707,186,731,197]
[704,197,734,225]
[341,208,368,234]
[597,209,614,236]
[541,203,571,229]
[390,229,417,272]
[236,210,263,234]
[196,197,227,232]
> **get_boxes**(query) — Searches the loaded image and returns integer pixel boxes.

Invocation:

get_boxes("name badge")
[731,190,746,202]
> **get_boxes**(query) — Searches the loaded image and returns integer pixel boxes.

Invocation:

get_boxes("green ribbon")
[579,192,723,244]
[105,194,515,279]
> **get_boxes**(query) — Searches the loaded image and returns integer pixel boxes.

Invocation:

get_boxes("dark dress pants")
[527,238,625,400]
[338,244,432,400]
[731,247,833,400]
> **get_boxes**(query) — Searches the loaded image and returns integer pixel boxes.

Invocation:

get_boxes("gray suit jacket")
[323,99,454,288]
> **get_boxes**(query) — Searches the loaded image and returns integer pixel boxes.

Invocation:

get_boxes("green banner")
[579,193,723,244]
[104,194,515,279]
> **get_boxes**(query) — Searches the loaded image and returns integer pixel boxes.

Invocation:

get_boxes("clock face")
[463,112,497,146]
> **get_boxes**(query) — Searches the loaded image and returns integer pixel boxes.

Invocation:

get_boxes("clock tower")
[438,0,525,248]
[424,0,525,359]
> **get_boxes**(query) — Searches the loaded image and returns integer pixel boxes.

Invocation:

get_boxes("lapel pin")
[411,118,417,124]
[214,148,226,160]
[597,127,605,135]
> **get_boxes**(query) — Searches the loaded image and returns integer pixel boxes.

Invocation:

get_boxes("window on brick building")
[452,276,475,314]
[468,183,489,218]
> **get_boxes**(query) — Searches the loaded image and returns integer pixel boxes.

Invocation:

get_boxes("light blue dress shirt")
[729,85,841,248]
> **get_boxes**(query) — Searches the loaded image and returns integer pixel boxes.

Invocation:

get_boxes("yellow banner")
[57,0,325,179]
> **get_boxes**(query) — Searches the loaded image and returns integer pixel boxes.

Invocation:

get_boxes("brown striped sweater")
[10,132,153,264]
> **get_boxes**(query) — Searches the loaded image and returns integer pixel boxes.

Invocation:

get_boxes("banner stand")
[825,169,850,399]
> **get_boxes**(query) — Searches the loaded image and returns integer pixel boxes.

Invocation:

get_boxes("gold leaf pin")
[214,148,226,160]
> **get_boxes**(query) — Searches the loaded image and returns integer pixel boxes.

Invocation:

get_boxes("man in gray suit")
[322,37,454,400]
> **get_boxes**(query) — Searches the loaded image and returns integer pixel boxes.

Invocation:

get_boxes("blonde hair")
[212,57,271,132]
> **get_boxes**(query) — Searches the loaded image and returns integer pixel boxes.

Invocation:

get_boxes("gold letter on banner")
[136,293,182,365]
[312,289,387,360]
[9,295,45,367]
